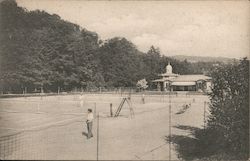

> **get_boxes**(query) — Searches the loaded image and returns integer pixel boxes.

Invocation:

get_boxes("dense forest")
[0,0,226,93]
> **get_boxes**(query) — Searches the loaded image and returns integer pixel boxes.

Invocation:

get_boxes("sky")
[16,0,250,59]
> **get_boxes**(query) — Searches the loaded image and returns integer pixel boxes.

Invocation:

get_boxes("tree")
[136,78,148,91]
[99,37,142,87]
[207,58,249,159]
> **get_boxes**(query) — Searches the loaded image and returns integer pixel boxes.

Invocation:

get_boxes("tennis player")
[86,109,94,139]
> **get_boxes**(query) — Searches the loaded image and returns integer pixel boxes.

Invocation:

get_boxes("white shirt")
[87,113,94,122]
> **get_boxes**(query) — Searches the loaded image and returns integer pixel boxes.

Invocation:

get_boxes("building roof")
[172,81,196,86]
[173,75,212,82]
[158,73,179,77]
[152,74,212,83]
[152,77,175,82]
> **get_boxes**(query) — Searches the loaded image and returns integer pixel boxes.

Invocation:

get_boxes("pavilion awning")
[171,81,196,86]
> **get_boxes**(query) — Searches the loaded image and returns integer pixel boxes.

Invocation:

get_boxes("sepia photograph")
[0,0,249,160]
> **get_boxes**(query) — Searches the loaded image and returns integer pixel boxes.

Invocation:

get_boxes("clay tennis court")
[0,93,210,160]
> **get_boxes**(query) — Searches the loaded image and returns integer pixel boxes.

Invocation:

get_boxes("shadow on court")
[166,125,248,161]
[166,125,223,161]
[81,131,88,137]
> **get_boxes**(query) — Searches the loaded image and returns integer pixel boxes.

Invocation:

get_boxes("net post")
[97,112,99,161]
[94,103,97,118]
[37,101,40,113]
[110,103,113,117]
[169,91,171,161]
[57,86,60,95]
[204,101,206,129]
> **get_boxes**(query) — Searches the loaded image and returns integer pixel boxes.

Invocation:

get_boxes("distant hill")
[170,55,238,63]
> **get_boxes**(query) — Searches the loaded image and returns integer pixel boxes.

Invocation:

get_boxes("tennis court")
[0,93,210,160]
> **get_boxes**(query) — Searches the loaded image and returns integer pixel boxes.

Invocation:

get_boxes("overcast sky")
[17,0,249,59]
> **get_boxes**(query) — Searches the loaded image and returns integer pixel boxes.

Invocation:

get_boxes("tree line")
[0,0,223,93]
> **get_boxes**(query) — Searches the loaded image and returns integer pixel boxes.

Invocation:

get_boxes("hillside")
[171,55,238,63]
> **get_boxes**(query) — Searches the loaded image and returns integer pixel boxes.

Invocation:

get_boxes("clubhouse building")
[152,62,212,92]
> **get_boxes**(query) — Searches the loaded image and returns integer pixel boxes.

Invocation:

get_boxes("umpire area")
[0,93,209,160]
